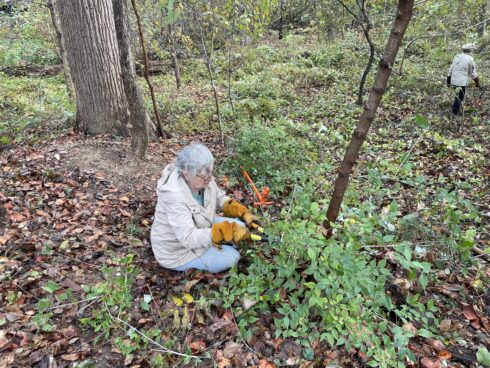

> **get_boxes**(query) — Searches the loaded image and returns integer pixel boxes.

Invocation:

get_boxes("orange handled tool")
[241,166,273,207]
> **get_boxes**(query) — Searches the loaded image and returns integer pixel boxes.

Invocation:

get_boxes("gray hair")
[175,143,214,177]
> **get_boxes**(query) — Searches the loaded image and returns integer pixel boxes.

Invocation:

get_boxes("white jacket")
[150,164,230,269]
[448,53,478,87]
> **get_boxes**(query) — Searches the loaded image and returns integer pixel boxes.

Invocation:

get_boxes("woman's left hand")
[224,199,260,227]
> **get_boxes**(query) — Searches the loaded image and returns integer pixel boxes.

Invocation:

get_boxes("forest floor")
[1,111,489,368]
[1,25,490,368]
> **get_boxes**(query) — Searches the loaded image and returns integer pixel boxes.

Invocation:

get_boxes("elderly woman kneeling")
[151,143,259,273]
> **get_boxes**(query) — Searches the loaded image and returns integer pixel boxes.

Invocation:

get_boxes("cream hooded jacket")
[448,53,478,87]
[150,164,230,269]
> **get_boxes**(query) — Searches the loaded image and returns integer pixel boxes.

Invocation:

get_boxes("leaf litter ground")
[0,112,489,367]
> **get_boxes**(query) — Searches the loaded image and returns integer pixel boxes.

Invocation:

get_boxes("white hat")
[462,43,476,51]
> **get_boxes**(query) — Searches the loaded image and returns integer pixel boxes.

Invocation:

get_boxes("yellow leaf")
[182,306,190,327]
[173,309,181,329]
[182,293,194,304]
[172,296,184,307]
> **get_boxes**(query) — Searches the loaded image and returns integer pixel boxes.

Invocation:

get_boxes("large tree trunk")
[56,0,129,136]
[48,0,75,100]
[113,0,149,158]
[323,0,415,236]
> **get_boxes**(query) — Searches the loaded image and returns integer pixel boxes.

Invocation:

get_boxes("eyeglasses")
[196,172,213,181]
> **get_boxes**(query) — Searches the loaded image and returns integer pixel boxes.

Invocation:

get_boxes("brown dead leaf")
[188,339,206,352]
[221,176,230,188]
[403,322,418,335]
[59,278,83,292]
[120,209,131,217]
[426,338,445,353]
[439,319,451,332]
[183,278,202,292]
[60,325,79,339]
[55,198,65,206]
[357,350,368,362]
[462,305,479,321]
[223,341,242,359]
[18,331,31,347]
[258,359,276,368]
[481,317,490,332]
[35,209,50,217]
[216,350,232,368]
[119,196,129,203]
[420,357,441,368]
[0,235,11,245]
[437,351,451,360]
[85,231,102,243]
[232,189,244,200]
[470,320,481,329]
[10,212,26,222]
[61,353,80,361]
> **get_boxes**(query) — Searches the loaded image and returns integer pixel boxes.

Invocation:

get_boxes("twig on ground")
[104,303,198,359]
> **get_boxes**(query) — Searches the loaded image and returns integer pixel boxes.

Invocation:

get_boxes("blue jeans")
[174,217,245,273]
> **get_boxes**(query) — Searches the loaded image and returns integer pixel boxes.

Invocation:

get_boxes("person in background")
[151,143,260,273]
[447,43,481,118]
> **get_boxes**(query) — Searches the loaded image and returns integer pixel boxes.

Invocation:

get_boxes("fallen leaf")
[217,352,232,368]
[420,357,441,368]
[188,339,206,352]
[439,319,451,332]
[258,359,276,368]
[223,341,243,359]
[242,298,257,311]
[120,209,131,217]
[61,353,80,361]
[426,338,445,353]
[124,354,134,366]
[286,356,300,366]
[10,212,25,222]
[60,325,79,339]
[183,278,201,292]
[233,189,244,200]
[462,305,479,321]
[59,278,83,292]
[0,235,11,245]
[403,322,418,335]
[182,293,194,304]
[172,296,184,307]
[437,351,451,360]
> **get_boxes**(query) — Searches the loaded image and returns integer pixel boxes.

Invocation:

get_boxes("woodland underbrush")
[1,9,489,367]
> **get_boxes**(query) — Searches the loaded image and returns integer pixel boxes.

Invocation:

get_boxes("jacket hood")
[157,164,176,190]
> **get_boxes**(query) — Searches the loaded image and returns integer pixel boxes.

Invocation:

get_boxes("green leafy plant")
[79,255,138,338]
[223,120,317,192]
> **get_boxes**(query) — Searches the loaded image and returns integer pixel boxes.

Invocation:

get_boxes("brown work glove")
[211,221,250,249]
[474,76,481,89]
[223,199,260,227]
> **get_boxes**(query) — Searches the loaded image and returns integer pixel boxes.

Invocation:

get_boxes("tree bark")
[55,0,129,136]
[113,0,149,158]
[48,0,75,100]
[168,23,181,89]
[323,0,415,236]
[130,0,171,139]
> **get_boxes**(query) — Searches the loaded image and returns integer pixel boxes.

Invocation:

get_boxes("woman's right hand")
[211,221,250,248]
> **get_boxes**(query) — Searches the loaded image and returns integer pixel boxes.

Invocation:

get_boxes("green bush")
[222,120,317,192]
